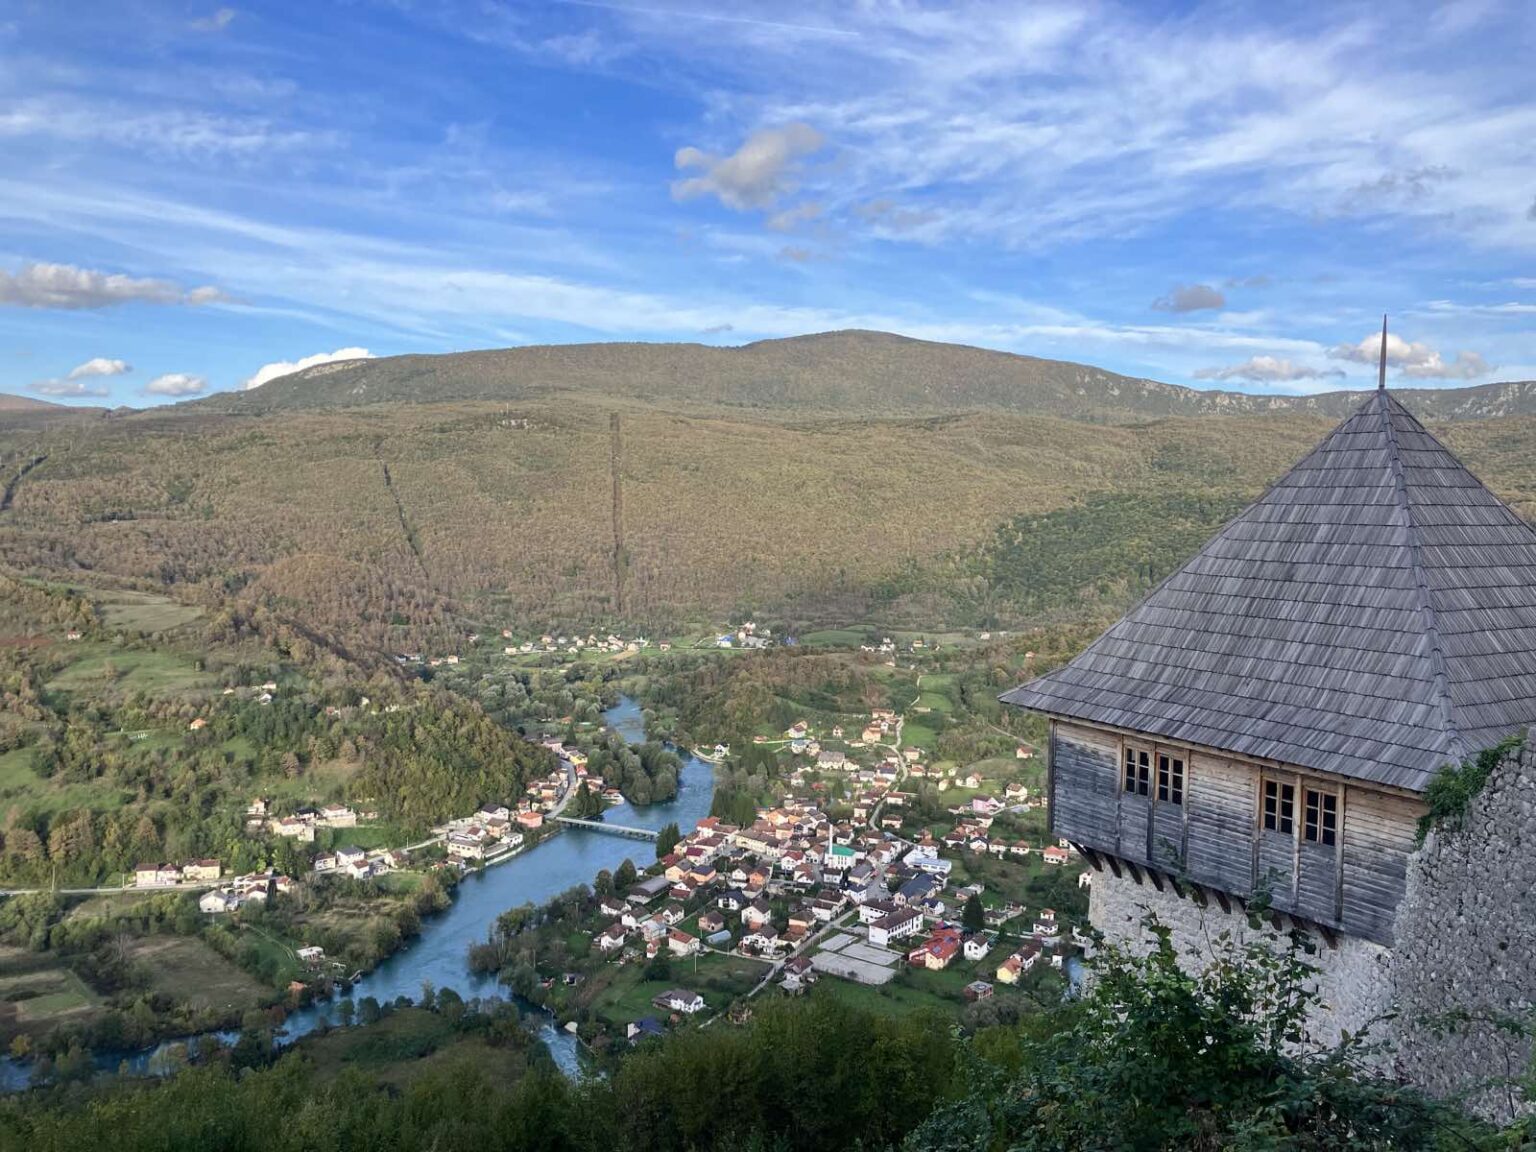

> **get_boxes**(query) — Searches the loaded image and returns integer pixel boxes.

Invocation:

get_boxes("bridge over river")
[554,815,659,840]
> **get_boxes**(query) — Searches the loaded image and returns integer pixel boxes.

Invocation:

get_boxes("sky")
[1,1,1533,406]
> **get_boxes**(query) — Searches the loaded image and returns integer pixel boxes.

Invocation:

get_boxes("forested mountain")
[4,333,1536,652]
[185,330,1536,422]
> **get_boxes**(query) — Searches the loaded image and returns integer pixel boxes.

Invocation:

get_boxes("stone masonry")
[1085,738,1536,1122]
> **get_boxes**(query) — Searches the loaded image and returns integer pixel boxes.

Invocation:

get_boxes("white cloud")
[1327,331,1493,380]
[144,373,208,396]
[1194,356,1346,384]
[673,123,824,211]
[27,357,132,397]
[67,357,131,379]
[0,263,225,309]
[242,347,375,390]
[1151,284,1226,313]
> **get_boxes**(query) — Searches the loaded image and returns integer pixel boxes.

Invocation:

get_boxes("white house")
[199,890,239,914]
[868,907,924,948]
[653,989,705,1015]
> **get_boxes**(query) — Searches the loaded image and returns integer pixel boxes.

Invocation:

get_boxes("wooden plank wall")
[1050,723,1119,853]
[1151,798,1186,872]
[1183,752,1254,895]
[1052,721,1423,945]
[1341,787,1421,945]
[1297,840,1338,924]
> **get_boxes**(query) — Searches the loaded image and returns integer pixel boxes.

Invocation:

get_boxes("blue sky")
[1,0,1533,406]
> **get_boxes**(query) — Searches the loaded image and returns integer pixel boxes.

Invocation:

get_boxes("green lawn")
[807,973,959,1018]
[799,628,872,649]
[374,871,426,894]
[318,825,401,852]
[901,722,938,750]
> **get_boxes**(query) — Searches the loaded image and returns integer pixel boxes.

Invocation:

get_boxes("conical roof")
[1001,390,1536,792]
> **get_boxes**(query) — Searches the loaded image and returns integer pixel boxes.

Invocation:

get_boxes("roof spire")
[1377,314,1389,392]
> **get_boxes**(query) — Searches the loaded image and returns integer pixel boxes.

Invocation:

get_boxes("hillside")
[4,377,1536,655]
[188,330,1536,422]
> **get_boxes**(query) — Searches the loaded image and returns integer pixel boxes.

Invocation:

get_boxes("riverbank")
[0,696,716,1089]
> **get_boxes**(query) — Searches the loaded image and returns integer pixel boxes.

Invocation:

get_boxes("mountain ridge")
[184,329,1536,423]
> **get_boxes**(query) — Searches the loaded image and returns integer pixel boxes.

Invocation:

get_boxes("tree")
[961,892,985,932]
[655,822,681,859]
[8,1033,31,1060]
[614,858,638,890]
[337,997,355,1028]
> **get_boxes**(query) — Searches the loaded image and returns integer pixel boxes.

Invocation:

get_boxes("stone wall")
[1391,740,1536,1123]
[1087,867,1395,1050]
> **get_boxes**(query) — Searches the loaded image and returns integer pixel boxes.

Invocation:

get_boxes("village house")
[271,815,315,842]
[336,845,371,878]
[668,929,700,957]
[963,980,994,1002]
[319,804,357,828]
[653,989,705,1015]
[182,859,221,882]
[446,831,489,860]
[741,898,773,931]
[868,906,923,948]
[909,930,961,970]
[1001,369,1536,1066]
[198,890,239,914]
[963,931,993,961]
[134,863,181,888]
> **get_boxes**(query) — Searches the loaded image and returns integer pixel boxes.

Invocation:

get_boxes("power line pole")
[609,412,626,617]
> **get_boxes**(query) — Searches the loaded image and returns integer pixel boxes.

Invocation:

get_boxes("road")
[547,758,581,818]
[0,880,224,897]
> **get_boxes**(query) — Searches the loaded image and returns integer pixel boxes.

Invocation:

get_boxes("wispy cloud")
[1194,356,1345,385]
[190,7,237,33]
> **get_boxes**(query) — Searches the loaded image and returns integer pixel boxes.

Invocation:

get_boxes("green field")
[46,642,212,699]
[900,721,938,750]
[317,825,400,852]
[128,935,266,1014]
[799,627,874,648]
[94,590,204,634]
[0,951,101,1040]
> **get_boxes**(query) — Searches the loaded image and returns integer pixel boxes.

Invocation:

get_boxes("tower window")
[1304,788,1338,846]
[1123,746,1150,796]
[1263,779,1295,835]
[1157,752,1184,805]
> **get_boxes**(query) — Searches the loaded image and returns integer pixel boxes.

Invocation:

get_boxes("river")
[0,696,715,1089]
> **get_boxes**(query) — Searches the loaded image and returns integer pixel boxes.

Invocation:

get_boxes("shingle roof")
[1000,390,1536,793]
